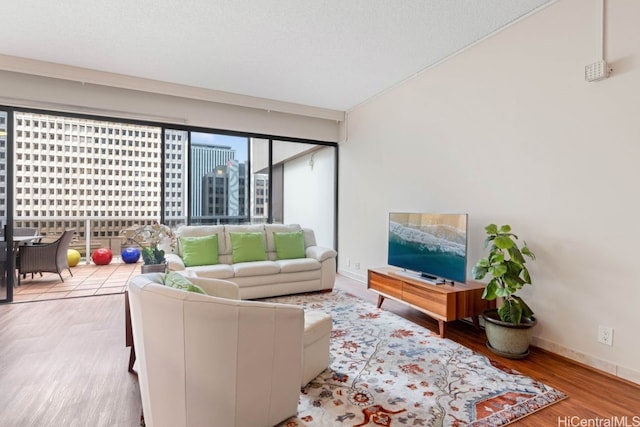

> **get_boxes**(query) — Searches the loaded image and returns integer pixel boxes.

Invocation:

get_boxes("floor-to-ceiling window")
[0,107,337,303]
[189,132,250,225]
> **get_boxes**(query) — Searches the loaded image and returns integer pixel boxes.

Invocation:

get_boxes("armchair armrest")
[165,253,186,271]
[305,246,337,262]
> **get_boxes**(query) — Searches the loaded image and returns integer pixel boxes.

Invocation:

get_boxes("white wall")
[338,0,640,384]
[283,147,336,249]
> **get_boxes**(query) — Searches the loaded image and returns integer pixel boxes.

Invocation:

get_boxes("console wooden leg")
[376,294,385,308]
[472,315,480,330]
[438,320,445,338]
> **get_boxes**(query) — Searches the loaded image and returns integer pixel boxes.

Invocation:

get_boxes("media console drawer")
[368,270,403,299]
[367,267,493,338]
[402,281,449,319]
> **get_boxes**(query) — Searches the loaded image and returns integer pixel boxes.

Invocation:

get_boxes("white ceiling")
[0,0,552,113]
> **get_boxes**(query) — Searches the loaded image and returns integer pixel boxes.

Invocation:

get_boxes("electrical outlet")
[347,258,351,267]
[354,262,360,270]
[597,325,613,346]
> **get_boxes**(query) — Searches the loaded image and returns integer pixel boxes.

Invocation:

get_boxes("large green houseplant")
[472,224,537,358]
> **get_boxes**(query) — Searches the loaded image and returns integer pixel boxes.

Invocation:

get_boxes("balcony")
[11,260,138,303]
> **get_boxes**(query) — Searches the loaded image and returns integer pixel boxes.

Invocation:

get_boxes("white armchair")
[127,273,305,427]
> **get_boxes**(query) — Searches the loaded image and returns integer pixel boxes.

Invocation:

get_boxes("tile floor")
[11,260,140,303]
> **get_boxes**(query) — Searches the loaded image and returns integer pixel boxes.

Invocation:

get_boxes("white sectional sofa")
[164,223,337,299]
[128,273,324,427]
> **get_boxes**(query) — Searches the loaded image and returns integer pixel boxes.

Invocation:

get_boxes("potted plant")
[472,224,537,358]
[119,222,175,273]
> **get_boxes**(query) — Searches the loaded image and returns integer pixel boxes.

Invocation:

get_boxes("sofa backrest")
[169,223,315,263]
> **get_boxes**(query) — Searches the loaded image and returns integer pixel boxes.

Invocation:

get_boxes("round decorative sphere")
[92,248,113,265]
[67,249,81,267]
[121,247,141,264]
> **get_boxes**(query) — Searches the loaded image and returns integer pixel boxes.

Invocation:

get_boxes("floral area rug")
[265,290,567,427]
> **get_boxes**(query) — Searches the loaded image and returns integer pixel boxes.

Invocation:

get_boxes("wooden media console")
[367,267,494,338]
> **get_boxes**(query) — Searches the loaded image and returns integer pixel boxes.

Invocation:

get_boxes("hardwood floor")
[0,293,141,426]
[0,274,637,426]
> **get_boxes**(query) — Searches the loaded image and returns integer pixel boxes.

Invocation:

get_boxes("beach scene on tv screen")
[388,213,467,283]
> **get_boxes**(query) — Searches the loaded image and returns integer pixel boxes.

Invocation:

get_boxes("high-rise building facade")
[202,160,249,222]
[164,129,188,226]
[13,112,165,239]
[252,173,269,219]
[190,144,235,219]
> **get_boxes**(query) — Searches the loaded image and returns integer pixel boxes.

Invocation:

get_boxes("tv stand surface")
[393,270,448,285]
[367,267,494,338]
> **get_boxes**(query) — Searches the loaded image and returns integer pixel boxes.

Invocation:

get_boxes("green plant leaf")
[482,279,499,300]
[502,274,524,291]
[489,252,504,264]
[489,264,507,277]
[498,298,523,324]
[494,235,514,249]
[472,264,489,280]
[521,243,536,260]
[477,258,490,267]
[495,286,511,298]
[483,235,495,248]
[485,224,498,234]
[498,224,511,233]
[141,246,165,265]
[513,295,534,318]
[508,246,525,264]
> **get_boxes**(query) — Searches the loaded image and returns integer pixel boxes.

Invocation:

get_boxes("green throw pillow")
[230,232,267,263]
[273,231,306,260]
[161,271,206,294]
[180,234,219,267]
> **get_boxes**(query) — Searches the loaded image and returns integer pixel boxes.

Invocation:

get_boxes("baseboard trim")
[531,336,640,386]
[337,269,367,283]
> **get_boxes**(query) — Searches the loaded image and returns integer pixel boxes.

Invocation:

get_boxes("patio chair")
[17,229,75,285]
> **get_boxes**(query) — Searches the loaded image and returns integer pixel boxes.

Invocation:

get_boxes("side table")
[124,290,137,375]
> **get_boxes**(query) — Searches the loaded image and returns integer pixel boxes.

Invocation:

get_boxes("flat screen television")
[387,212,468,284]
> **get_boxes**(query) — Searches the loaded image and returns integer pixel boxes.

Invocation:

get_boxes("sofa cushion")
[265,224,302,252]
[180,234,219,267]
[187,264,235,280]
[276,258,321,273]
[303,310,333,346]
[273,230,305,260]
[233,260,280,277]
[161,271,207,294]
[230,232,267,263]
[174,225,226,256]
[223,224,265,255]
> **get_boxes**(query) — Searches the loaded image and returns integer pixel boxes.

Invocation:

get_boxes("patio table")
[13,235,42,286]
